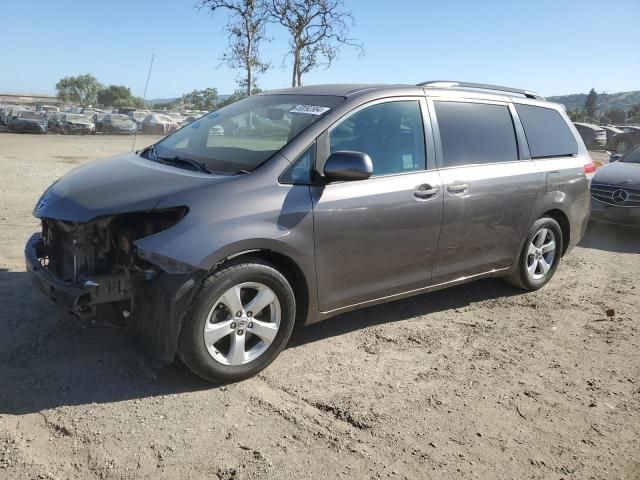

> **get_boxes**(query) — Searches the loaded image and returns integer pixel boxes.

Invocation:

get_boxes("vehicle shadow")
[288,277,522,348]
[0,270,213,415]
[0,268,522,415]
[578,221,640,254]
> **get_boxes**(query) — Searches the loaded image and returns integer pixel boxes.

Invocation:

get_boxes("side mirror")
[323,151,373,182]
[609,153,622,163]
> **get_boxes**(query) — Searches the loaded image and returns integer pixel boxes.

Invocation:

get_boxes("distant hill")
[548,90,640,112]
[145,94,231,107]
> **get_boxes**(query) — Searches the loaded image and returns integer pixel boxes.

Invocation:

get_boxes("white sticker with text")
[289,105,331,115]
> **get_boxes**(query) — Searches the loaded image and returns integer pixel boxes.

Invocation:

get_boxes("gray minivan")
[26,81,592,382]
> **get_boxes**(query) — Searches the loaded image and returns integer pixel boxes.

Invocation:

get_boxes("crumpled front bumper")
[25,233,132,314]
[25,232,206,364]
[25,233,88,310]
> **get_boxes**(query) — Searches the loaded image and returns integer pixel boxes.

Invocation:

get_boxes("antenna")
[131,53,155,152]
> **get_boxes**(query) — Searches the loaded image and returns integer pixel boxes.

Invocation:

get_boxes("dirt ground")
[0,131,638,480]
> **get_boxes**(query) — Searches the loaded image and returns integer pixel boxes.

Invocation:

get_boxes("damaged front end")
[25,207,205,364]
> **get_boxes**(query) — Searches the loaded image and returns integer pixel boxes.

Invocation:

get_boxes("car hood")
[34,152,231,222]
[593,161,640,188]
[67,121,94,127]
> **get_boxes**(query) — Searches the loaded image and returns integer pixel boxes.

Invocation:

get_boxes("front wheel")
[505,217,563,291]
[178,259,296,383]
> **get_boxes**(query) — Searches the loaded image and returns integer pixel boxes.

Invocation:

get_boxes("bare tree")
[198,0,270,96]
[268,0,362,87]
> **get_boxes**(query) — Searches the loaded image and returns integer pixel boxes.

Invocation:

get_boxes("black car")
[590,146,640,228]
[610,126,640,155]
[8,111,48,134]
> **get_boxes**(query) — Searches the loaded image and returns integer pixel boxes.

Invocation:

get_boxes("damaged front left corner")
[26,207,205,363]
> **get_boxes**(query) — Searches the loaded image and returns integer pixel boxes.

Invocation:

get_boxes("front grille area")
[591,182,640,207]
[41,218,113,282]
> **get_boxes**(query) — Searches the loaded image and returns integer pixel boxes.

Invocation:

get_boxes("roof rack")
[416,81,545,101]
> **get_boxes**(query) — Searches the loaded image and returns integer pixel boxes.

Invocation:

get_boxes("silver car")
[26,81,592,382]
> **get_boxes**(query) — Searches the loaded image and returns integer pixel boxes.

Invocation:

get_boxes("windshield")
[64,114,88,122]
[621,146,640,164]
[19,112,43,120]
[108,114,130,122]
[152,94,343,174]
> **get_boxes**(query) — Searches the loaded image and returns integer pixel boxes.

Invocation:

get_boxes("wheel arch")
[542,208,570,256]
[216,249,310,328]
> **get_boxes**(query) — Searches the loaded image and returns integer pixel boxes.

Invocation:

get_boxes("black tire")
[178,259,296,383]
[615,137,632,155]
[505,217,563,291]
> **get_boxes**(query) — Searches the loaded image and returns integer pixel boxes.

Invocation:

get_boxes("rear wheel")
[178,259,296,383]
[505,217,563,291]
[615,138,633,155]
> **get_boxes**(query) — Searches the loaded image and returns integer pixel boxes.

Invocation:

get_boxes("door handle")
[447,183,470,194]
[414,184,439,199]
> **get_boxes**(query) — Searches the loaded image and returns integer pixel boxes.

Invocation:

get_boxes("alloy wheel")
[203,282,281,366]
[526,228,556,280]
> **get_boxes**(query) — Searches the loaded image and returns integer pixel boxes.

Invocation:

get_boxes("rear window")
[515,104,578,158]
[434,101,519,167]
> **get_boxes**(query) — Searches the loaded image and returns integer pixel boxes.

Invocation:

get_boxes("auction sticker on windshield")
[289,105,331,115]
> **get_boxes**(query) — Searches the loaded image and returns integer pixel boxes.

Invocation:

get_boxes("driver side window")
[329,100,426,176]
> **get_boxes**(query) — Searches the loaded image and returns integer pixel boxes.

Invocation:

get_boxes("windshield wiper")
[159,156,213,174]
[141,145,212,174]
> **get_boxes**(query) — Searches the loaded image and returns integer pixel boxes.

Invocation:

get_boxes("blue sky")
[3,0,638,98]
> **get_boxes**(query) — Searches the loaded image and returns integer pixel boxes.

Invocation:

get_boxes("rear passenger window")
[515,104,578,158]
[434,101,519,167]
[330,101,426,176]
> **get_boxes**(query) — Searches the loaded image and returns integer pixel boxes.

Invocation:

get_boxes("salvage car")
[102,114,137,134]
[610,126,640,154]
[141,113,180,134]
[601,125,623,149]
[573,122,607,149]
[60,113,96,134]
[590,145,640,227]
[8,110,47,134]
[26,81,592,383]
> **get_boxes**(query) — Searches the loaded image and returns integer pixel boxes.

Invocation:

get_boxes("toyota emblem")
[612,189,629,204]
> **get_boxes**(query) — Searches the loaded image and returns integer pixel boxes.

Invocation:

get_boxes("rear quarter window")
[515,104,578,158]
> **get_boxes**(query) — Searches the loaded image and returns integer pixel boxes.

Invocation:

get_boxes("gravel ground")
[0,132,638,480]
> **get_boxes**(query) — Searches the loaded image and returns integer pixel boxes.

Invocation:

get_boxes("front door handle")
[447,183,470,194]
[414,184,439,199]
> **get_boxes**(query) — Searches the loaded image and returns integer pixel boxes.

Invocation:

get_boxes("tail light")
[583,161,596,174]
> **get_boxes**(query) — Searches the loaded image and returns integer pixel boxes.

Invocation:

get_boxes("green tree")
[628,104,640,124]
[268,0,362,87]
[184,87,219,110]
[55,74,103,107]
[602,108,626,125]
[197,0,270,97]
[97,85,144,108]
[583,88,598,121]
[567,109,587,122]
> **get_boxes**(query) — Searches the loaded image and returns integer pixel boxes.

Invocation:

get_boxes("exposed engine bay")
[27,207,204,363]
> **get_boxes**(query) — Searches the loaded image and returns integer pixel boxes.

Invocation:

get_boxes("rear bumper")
[590,199,640,228]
